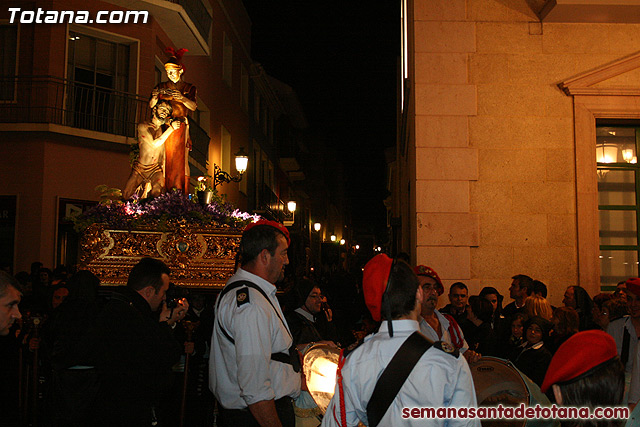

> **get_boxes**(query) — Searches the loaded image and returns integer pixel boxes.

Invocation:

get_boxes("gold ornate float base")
[79,223,242,289]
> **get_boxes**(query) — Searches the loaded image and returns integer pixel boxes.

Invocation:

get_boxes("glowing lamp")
[287,201,297,213]
[235,147,248,174]
[596,143,618,164]
[303,343,340,414]
[340,239,345,245]
[330,235,336,242]
[314,222,321,232]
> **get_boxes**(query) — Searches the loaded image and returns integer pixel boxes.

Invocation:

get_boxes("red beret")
[541,330,618,393]
[243,220,290,246]
[414,265,444,296]
[363,254,393,322]
[625,278,640,297]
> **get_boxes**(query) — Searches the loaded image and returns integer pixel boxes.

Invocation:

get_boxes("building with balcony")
[0,0,313,274]
[391,0,640,305]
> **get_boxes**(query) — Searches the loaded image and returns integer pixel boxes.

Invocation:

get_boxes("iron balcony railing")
[0,76,210,165]
[255,184,286,222]
[0,75,150,138]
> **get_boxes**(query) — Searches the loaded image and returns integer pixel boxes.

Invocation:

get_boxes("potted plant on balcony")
[196,175,215,207]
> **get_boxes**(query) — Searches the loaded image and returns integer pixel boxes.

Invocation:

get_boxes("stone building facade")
[394,0,640,303]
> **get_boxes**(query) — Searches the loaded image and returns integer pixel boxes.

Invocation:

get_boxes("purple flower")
[72,189,257,231]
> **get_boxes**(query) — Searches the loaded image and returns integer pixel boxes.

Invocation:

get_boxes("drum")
[470,357,555,427]
[302,343,341,414]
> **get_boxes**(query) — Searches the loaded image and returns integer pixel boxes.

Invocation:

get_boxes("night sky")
[242,1,399,241]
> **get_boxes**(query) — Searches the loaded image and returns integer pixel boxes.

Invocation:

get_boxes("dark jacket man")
[91,258,188,426]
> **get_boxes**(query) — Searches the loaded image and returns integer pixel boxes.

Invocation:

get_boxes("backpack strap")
[365,331,433,427]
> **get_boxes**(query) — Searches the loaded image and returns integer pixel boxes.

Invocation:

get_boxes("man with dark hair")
[91,257,189,426]
[323,254,478,426]
[440,282,474,337]
[503,274,534,318]
[123,100,181,199]
[541,330,626,427]
[415,266,480,363]
[210,220,300,427]
[0,271,21,336]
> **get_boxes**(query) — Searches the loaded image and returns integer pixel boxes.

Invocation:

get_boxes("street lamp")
[330,235,336,242]
[283,201,297,226]
[314,222,321,232]
[235,147,249,174]
[340,239,345,245]
[213,147,248,189]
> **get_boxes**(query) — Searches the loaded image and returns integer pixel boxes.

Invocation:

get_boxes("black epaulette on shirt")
[236,287,250,307]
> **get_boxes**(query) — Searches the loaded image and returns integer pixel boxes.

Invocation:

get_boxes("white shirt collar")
[521,340,544,350]
[378,319,420,336]
[295,307,315,322]
[231,268,277,296]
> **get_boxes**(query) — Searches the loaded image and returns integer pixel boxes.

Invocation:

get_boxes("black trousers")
[218,396,294,427]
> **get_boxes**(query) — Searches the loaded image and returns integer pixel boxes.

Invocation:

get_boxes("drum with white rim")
[469,356,557,427]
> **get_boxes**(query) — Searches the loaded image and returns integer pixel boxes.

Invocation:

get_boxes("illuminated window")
[597,124,640,286]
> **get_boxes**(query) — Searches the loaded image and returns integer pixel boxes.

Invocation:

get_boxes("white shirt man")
[210,220,300,427]
[414,265,478,362]
[322,255,478,427]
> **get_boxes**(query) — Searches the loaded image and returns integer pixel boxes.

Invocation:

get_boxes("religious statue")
[123,100,181,199]
[150,47,197,193]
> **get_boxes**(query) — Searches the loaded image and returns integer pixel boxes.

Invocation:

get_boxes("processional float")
[76,47,254,289]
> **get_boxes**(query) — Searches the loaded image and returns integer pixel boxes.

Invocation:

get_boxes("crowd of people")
[0,220,637,426]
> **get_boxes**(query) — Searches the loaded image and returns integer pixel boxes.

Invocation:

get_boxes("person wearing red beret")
[322,254,479,426]
[415,265,481,364]
[541,330,626,427]
[210,220,300,427]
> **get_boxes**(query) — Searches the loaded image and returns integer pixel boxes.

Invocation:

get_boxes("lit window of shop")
[597,123,640,287]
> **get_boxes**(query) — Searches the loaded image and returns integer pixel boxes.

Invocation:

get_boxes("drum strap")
[622,326,630,368]
[442,313,464,350]
[366,331,432,427]
[215,280,300,372]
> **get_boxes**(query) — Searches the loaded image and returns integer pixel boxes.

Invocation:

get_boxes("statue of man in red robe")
[149,47,197,193]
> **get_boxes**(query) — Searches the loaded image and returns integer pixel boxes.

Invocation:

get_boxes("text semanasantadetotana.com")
[402,404,630,420]
[8,8,149,24]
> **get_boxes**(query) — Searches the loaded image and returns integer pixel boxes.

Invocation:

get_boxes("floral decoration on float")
[73,186,261,288]
[71,186,260,233]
